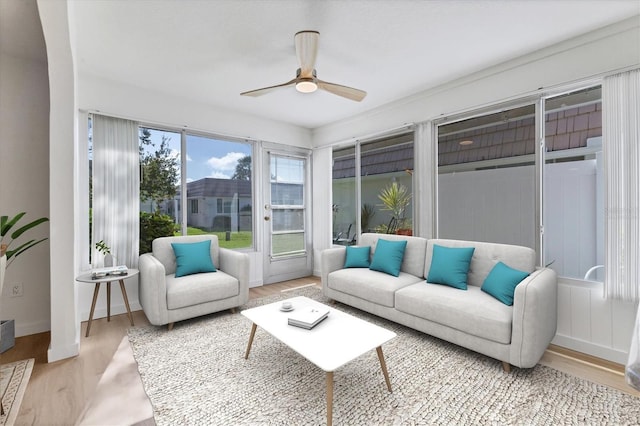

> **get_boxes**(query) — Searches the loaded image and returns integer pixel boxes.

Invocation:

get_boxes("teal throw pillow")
[369,239,407,277]
[426,245,475,290]
[171,240,217,278]
[344,245,371,268]
[481,261,529,306]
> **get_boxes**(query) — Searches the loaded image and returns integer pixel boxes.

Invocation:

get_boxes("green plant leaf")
[1,212,26,237]
[6,238,47,260]
[10,217,49,239]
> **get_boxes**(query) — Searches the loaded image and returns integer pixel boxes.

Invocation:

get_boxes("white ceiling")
[4,1,640,129]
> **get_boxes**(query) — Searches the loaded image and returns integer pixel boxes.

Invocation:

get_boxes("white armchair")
[138,235,249,329]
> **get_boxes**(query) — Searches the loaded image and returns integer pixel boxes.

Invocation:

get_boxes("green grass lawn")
[178,227,253,249]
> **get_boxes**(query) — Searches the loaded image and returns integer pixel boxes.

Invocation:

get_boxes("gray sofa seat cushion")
[328,268,423,308]
[425,239,535,287]
[395,282,513,344]
[166,271,239,310]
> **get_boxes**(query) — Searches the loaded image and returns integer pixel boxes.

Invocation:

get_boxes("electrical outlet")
[10,282,23,297]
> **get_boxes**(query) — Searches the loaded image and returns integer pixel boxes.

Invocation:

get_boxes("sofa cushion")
[344,245,371,268]
[425,239,536,287]
[369,239,407,277]
[360,233,428,278]
[171,240,217,277]
[481,261,529,306]
[426,245,475,290]
[153,235,221,276]
[328,268,423,308]
[395,283,513,344]
[166,270,239,310]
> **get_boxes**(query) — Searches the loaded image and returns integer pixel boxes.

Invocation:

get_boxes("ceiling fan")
[240,30,367,102]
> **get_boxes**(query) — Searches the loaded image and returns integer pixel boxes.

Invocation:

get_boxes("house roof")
[185,178,251,198]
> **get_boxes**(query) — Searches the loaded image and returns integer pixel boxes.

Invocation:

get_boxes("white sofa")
[321,233,557,370]
[139,235,249,329]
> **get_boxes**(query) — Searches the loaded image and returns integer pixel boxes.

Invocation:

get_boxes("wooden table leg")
[376,346,392,392]
[326,371,334,426]
[119,279,134,326]
[244,323,257,359]
[86,283,101,337]
[106,282,111,321]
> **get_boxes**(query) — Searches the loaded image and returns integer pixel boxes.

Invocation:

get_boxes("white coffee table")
[241,295,396,426]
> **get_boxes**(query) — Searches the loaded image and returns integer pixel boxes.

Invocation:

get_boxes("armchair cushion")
[171,240,216,277]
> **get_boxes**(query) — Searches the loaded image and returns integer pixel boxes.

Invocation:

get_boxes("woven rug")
[128,286,640,425]
[0,358,34,426]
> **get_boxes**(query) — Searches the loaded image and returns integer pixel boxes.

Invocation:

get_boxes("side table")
[76,268,139,337]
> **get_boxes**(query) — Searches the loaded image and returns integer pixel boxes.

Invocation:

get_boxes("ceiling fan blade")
[295,30,319,78]
[317,80,367,102]
[240,78,296,97]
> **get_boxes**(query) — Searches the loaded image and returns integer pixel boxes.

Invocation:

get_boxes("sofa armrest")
[320,247,346,295]
[218,248,250,306]
[138,252,169,326]
[510,267,558,368]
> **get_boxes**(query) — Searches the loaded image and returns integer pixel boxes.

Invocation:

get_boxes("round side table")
[76,268,139,337]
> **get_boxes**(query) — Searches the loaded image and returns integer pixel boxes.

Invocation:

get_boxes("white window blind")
[603,69,640,302]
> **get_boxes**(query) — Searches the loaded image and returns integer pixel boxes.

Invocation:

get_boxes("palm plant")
[377,182,411,231]
[1,212,49,267]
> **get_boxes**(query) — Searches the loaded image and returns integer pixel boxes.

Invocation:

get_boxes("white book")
[91,265,129,279]
[288,306,330,329]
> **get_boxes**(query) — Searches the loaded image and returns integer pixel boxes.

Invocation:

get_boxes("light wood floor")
[1,276,637,425]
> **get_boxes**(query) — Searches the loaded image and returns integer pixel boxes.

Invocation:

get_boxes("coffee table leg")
[244,323,257,359]
[376,346,392,392]
[86,283,101,337]
[326,371,334,426]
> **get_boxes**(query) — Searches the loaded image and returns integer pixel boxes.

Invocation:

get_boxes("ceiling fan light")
[296,80,318,93]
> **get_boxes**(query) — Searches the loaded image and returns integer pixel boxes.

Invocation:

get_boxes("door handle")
[264,216,270,221]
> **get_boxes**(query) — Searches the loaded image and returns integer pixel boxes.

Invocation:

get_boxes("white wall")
[0,51,51,337]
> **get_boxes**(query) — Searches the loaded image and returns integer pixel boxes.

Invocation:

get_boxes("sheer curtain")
[413,121,436,238]
[603,69,640,302]
[92,114,140,268]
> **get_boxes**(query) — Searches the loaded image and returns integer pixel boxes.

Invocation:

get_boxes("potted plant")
[0,212,49,296]
[377,182,412,235]
[361,203,376,233]
[95,239,115,267]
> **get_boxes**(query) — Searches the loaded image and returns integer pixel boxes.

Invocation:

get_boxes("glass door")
[263,150,312,283]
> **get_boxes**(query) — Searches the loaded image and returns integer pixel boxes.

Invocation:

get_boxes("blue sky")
[143,128,252,182]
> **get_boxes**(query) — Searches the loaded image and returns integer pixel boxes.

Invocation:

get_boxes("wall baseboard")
[48,340,79,363]
[80,302,143,322]
[552,334,629,365]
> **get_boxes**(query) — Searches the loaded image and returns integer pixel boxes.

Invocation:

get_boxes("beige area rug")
[128,287,640,425]
[0,358,34,426]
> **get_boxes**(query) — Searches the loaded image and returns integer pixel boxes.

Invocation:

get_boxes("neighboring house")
[164,178,252,232]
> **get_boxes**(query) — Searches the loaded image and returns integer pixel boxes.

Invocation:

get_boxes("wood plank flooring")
[0,276,637,425]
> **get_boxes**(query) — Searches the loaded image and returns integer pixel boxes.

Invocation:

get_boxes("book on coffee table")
[288,306,330,330]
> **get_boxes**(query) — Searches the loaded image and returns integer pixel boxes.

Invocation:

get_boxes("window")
[544,86,603,281]
[138,126,254,250]
[435,85,604,282]
[189,199,199,214]
[437,104,536,248]
[331,132,414,245]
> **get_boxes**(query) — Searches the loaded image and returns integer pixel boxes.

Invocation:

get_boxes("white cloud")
[209,171,231,179]
[207,152,245,171]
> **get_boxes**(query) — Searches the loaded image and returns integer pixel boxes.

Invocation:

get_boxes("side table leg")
[326,371,334,426]
[107,282,111,321]
[244,323,257,359]
[376,346,392,392]
[86,283,101,337]
[119,279,135,326]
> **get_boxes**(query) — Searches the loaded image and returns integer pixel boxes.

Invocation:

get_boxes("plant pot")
[396,229,413,236]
